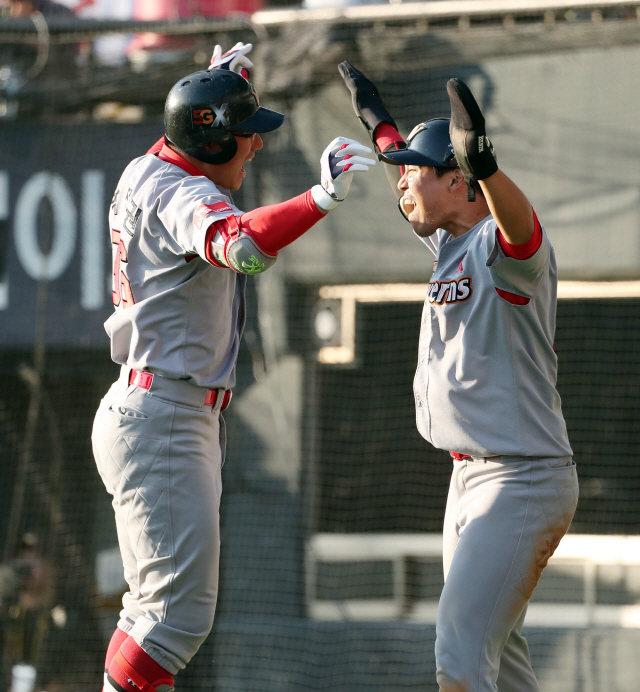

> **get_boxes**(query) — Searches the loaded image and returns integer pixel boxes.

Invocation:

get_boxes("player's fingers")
[333,142,373,158]
[326,135,369,150]
[210,45,222,64]
[335,155,376,168]
[237,56,254,68]
[229,55,254,74]
[339,163,373,173]
[237,43,253,56]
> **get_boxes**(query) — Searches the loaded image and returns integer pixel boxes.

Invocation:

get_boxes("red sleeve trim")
[496,209,542,260]
[238,189,325,254]
[204,223,227,268]
[373,122,405,154]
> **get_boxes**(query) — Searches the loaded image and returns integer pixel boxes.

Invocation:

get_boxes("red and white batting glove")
[209,42,253,80]
[311,137,376,212]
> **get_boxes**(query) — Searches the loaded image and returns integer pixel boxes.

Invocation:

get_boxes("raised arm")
[338,62,406,203]
[447,78,534,246]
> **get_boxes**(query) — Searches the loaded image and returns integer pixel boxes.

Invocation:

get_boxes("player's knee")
[436,669,470,692]
[435,634,473,692]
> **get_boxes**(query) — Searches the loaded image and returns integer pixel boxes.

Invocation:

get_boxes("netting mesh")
[1,7,640,691]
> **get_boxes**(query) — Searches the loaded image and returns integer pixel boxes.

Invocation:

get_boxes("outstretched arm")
[447,78,534,246]
[204,137,376,274]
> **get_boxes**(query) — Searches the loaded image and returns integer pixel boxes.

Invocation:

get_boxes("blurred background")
[1,0,640,689]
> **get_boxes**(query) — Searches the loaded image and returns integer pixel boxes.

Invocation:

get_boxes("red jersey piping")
[496,209,542,260]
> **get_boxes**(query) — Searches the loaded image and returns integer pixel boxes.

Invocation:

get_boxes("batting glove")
[447,78,498,201]
[311,137,376,212]
[338,61,398,141]
[209,42,254,79]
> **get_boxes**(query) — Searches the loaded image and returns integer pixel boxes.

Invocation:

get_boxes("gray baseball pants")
[436,456,579,692]
[92,366,226,674]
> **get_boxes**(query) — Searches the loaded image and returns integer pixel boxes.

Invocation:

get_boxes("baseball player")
[340,63,579,692]
[91,44,375,692]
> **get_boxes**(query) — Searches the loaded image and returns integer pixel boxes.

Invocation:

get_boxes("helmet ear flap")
[188,130,238,165]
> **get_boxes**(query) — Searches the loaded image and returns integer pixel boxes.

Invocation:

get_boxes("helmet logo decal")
[192,104,229,127]
[212,104,229,127]
[193,109,213,125]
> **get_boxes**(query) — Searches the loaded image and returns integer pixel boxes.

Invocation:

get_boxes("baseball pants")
[436,456,579,692]
[92,366,226,674]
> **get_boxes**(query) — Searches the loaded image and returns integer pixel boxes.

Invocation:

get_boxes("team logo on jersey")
[193,105,229,127]
[194,202,234,229]
[454,253,467,275]
[428,277,472,305]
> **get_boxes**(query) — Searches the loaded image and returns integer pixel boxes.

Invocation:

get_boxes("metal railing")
[306,533,640,626]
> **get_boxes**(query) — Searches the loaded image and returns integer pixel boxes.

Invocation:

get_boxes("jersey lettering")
[111,229,135,308]
[123,188,141,236]
[111,188,120,215]
[428,277,472,305]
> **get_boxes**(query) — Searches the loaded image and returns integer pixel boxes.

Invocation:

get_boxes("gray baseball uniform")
[106,149,247,389]
[415,215,572,459]
[92,147,247,674]
[416,215,578,692]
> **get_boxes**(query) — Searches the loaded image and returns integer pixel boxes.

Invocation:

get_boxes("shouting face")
[397,165,459,238]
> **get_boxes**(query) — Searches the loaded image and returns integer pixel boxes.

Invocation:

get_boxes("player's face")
[397,166,455,237]
[223,133,263,191]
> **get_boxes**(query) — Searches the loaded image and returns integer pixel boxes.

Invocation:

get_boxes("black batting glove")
[338,61,399,142]
[447,78,498,201]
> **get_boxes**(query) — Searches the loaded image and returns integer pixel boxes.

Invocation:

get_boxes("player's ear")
[449,168,467,194]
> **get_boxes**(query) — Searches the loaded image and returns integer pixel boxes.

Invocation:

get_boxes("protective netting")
[2,7,640,691]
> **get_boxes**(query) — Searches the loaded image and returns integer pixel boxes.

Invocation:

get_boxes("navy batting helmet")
[164,69,284,165]
[380,118,457,169]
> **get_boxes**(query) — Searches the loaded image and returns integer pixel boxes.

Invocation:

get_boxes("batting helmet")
[379,118,457,169]
[164,69,285,165]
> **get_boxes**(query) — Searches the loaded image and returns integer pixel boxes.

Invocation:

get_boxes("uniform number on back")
[111,230,135,308]
[428,277,472,305]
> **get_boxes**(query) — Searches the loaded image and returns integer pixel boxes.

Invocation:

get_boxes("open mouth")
[400,195,416,216]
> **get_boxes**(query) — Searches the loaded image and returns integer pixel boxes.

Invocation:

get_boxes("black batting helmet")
[380,118,457,169]
[164,69,284,165]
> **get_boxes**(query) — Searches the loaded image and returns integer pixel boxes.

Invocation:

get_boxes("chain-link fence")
[2,3,640,690]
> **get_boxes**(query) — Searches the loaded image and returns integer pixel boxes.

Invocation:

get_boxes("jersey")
[414,214,572,459]
[106,145,246,389]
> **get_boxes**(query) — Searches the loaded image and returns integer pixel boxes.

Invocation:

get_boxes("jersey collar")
[158,143,204,178]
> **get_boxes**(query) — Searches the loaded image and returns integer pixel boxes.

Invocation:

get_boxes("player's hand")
[209,42,253,79]
[338,61,397,140]
[447,78,498,201]
[311,137,376,212]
